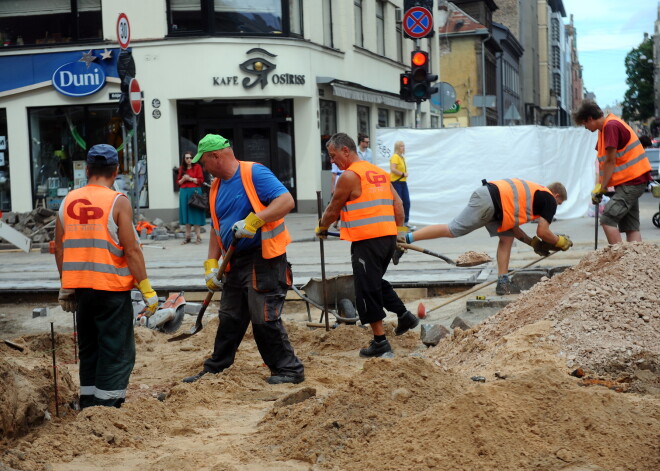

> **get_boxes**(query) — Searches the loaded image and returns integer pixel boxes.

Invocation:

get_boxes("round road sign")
[129,78,142,115]
[117,13,131,50]
[403,7,433,39]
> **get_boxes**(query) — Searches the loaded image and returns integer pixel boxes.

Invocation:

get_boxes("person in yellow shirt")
[389,140,414,230]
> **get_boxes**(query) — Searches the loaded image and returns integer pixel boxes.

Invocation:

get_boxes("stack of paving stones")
[1,208,57,246]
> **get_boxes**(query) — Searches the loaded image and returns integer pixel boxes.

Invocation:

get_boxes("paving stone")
[32,307,48,318]
[450,316,473,331]
[549,265,571,277]
[420,323,450,347]
[511,269,549,291]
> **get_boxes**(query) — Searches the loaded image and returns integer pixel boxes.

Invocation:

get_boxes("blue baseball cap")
[87,144,119,166]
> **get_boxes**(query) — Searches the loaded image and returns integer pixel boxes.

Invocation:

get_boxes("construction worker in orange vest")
[181,134,304,385]
[55,144,158,408]
[402,179,571,295]
[573,100,653,244]
[317,133,419,358]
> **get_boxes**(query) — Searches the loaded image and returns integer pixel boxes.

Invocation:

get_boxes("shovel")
[396,242,491,267]
[168,237,238,342]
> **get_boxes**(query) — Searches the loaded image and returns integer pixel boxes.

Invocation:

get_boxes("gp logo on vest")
[365,171,387,187]
[67,199,104,224]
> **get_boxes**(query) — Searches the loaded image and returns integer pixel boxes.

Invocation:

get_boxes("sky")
[562,0,657,107]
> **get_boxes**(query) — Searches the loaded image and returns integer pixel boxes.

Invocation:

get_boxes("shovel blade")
[167,323,203,342]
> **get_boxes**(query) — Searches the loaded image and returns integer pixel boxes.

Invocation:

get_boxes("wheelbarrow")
[291,274,359,326]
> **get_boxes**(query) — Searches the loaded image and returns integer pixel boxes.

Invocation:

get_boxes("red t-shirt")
[178,164,204,188]
[599,120,651,186]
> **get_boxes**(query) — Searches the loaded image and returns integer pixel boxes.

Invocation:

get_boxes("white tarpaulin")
[375,126,598,226]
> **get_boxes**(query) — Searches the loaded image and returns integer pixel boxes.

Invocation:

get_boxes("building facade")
[0,0,439,218]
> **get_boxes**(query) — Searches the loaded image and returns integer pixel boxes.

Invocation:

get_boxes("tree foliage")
[622,37,654,123]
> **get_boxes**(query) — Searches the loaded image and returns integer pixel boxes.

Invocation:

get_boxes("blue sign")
[52,61,106,97]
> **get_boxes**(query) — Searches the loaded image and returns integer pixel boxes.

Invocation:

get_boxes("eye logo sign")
[67,199,104,224]
[239,48,277,89]
[365,171,387,187]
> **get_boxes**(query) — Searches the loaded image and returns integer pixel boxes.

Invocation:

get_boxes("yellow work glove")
[137,279,159,316]
[591,183,604,205]
[232,212,265,239]
[529,236,551,257]
[554,235,573,251]
[203,258,223,291]
[315,219,329,239]
[58,288,76,313]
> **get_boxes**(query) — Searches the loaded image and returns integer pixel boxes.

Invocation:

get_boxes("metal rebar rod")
[50,322,59,418]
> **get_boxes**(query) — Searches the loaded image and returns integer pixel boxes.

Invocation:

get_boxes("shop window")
[357,105,370,135]
[167,0,301,36]
[0,109,9,212]
[377,108,388,128]
[319,99,336,171]
[28,105,147,211]
[0,0,102,47]
[394,110,404,127]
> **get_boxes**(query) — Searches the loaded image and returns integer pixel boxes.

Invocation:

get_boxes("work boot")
[495,276,521,296]
[182,371,208,383]
[394,310,419,336]
[266,374,305,385]
[359,339,393,358]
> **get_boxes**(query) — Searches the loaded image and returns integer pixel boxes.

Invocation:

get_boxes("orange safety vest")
[491,179,553,232]
[209,161,291,260]
[597,114,651,186]
[61,185,135,291]
[340,161,397,241]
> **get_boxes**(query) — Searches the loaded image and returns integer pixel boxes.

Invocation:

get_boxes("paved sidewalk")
[0,192,658,292]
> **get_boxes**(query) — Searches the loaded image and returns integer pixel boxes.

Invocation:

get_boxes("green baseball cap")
[192,134,231,163]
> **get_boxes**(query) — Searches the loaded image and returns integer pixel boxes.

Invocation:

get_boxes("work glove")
[591,183,605,205]
[232,212,265,239]
[137,279,159,316]
[58,288,76,313]
[554,235,573,251]
[392,227,409,265]
[315,219,329,239]
[529,236,551,257]
[204,258,223,291]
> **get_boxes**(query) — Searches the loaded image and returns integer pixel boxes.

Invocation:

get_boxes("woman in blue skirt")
[177,151,206,244]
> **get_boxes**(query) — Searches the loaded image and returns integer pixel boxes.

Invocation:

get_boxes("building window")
[551,18,559,42]
[357,105,370,135]
[377,108,389,127]
[167,0,303,36]
[354,0,363,47]
[376,1,385,55]
[0,0,102,47]
[0,109,9,211]
[28,105,147,210]
[395,8,403,62]
[320,100,337,170]
[552,46,560,69]
[394,110,404,127]
[553,73,561,99]
[323,0,333,47]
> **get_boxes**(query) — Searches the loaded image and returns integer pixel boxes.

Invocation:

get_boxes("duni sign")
[52,61,106,97]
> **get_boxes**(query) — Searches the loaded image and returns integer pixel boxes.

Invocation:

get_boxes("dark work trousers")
[392,181,411,224]
[203,250,304,378]
[75,289,135,408]
[351,235,407,325]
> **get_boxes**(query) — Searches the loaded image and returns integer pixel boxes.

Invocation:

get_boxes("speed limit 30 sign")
[117,13,131,50]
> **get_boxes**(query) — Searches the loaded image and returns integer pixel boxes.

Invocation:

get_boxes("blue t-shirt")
[215,163,288,252]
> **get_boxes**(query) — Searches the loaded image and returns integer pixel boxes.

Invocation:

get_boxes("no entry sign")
[403,7,433,39]
[117,13,131,50]
[129,78,142,115]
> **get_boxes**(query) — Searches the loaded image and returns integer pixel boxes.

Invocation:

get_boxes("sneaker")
[394,310,419,336]
[495,277,521,296]
[359,339,393,358]
[182,371,208,383]
[266,374,305,385]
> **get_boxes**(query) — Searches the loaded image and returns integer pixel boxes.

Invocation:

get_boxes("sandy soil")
[0,242,658,471]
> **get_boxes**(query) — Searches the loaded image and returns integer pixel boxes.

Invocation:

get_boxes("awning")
[318,78,415,110]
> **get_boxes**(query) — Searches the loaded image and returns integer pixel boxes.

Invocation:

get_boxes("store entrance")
[177,100,296,203]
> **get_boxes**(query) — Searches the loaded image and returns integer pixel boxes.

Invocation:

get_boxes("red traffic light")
[402,76,410,85]
[411,51,428,67]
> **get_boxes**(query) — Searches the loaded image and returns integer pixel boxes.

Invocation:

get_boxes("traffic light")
[409,50,438,102]
[399,72,412,102]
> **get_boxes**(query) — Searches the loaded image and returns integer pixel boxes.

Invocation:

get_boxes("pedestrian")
[573,100,653,244]
[357,133,373,163]
[177,150,206,244]
[402,179,572,295]
[182,134,304,385]
[389,140,414,230]
[54,144,158,409]
[317,133,419,358]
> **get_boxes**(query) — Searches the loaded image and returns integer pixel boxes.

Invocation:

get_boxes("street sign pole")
[415,39,421,129]
[133,114,139,224]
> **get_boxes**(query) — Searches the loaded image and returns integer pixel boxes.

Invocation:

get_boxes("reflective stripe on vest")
[597,114,652,186]
[209,161,290,260]
[61,185,135,291]
[340,161,397,241]
[491,179,552,232]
